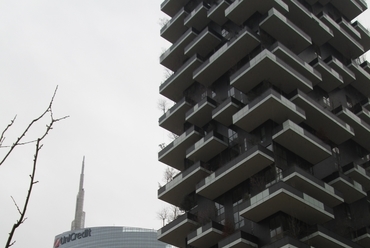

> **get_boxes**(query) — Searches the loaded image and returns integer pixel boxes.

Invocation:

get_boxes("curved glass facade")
[53,226,169,248]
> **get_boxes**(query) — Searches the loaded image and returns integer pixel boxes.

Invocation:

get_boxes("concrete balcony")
[212,97,244,127]
[207,0,230,26]
[233,88,306,133]
[362,61,370,74]
[282,166,344,207]
[196,145,274,200]
[270,42,321,85]
[310,57,344,92]
[184,2,211,31]
[356,105,370,124]
[158,161,211,206]
[225,0,288,25]
[160,54,203,102]
[193,27,260,86]
[335,105,370,151]
[360,97,370,111]
[230,49,313,95]
[353,226,370,247]
[319,12,364,59]
[343,162,370,191]
[273,120,332,164]
[160,0,190,17]
[329,0,364,21]
[325,56,355,87]
[187,221,224,248]
[186,131,229,162]
[157,212,198,248]
[159,97,193,135]
[301,225,362,248]
[283,0,333,46]
[348,60,370,97]
[263,235,310,248]
[218,230,258,248]
[184,26,222,58]
[239,181,334,225]
[160,28,198,72]
[185,96,217,127]
[160,8,189,43]
[290,89,354,145]
[352,21,370,51]
[324,172,366,204]
[158,126,203,170]
[339,17,361,42]
[259,8,312,54]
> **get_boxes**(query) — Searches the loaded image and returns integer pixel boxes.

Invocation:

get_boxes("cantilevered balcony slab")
[160,28,198,72]
[158,162,211,206]
[218,230,258,248]
[360,97,370,111]
[271,42,321,85]
[186,131,229,162]
[325,56,355,87]
[339,17,361,42]
[161,0,190,17]
[160,54,203,102]
[184,27,222,57]
[196,145,274,200]
[310,58,344,92]
[343,162,370,191]
[207,0,230,26]
[230,50,313,94]
[263,236,310,248]
[329,0,364,21]
[185,97,217,127]
[159,97,193,135]
[319,12,364,59]
[160,8,189,43]
[212,97,243,127]
[184,2,210,31]
[193,27,260,86]
[283,0,333,46]
[158,212,198,248]
[187,221,224,248]
[353,227,370,247]
[361,61,370,74]
[233,88,306,133]
[352,21,370,51]
[324,172,366,203]
[225,0,288,25]
[282,166,343,207]
[301,225,362,248]
[273,120,332,164]
[260,8,312,54]
[158,126,203,170]
[239,182,334,225]
[348,61,370,97]
[335,106,370,151]
[290,89,354,144]
[356,106,370,124]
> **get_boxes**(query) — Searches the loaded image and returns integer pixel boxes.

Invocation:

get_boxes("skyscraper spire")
[71,156,86,230]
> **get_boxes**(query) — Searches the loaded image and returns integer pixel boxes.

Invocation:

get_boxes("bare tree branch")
[0,116,16,147]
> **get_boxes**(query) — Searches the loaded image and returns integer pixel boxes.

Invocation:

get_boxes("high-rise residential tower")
[158,0,370,247]
[71,157,86,231]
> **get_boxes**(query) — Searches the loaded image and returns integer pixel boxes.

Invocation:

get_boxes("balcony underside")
[159,97,192,135]
[184,27,222,58]
[327,177,366,204]
[207,0,230,26]
[311,58,344,92]
[240,184,334,225]
[218,231,258,248]
[353,232,370,247]
[301,229,354,248]
[330,0,364,21]
[344,164,370,191]
[158,163,210,206]
[186,98,216,127]
[197,145,274,200]
[336,107,370,151]
[193,28,260,87]
[230,50,313,95]
[273,120,332,164]
[283,0,333,46]
[233,89,305,133]
[188,222,224,248]
[225,0,288,25]
[161,9,188,43]
[186,134,228,162]
[352,21,370,51]
[259,8,312,54]
[290,90,354,145]
[326,56,355,87]
[212,97,242,127]
[357,107,370,124]
[348,62,370,98]
[161,0,190,17]
[184,4,210,32]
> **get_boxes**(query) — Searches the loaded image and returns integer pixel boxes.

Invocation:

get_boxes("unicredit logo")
[54,229,92,247]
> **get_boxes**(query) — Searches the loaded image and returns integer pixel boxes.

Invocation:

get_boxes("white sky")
[0,1,369,247]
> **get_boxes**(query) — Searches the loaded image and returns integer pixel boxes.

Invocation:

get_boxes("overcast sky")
[0,1,369,247]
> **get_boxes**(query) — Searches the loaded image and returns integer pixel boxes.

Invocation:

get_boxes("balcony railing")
[218,230,258,248]
[212,96,244,127]
[187,221,224,247]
